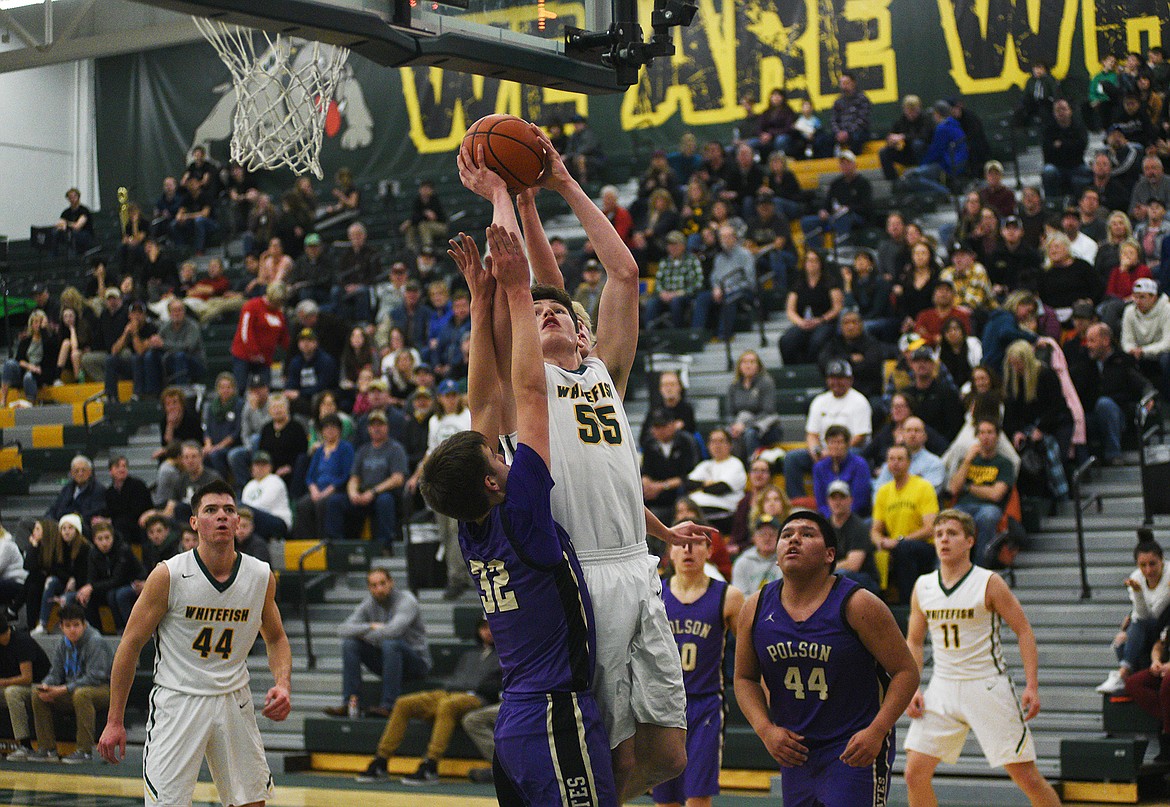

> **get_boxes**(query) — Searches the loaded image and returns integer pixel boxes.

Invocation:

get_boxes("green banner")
[94,0,1169,210]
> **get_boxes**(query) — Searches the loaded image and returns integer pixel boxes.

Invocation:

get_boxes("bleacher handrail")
[1136,390,1162,526]
[1070,456,1097,601]
[297,540,329,671]
[82,388,106,434]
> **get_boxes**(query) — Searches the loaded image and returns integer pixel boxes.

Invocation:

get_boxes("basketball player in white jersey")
[97,480,292,807]
[903,509,1060,807]
[455,135,711,798]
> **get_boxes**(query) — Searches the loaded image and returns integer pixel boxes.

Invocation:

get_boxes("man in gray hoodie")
[1121,277,1170,399]
[24,603,112,763]
[324,567,431,718]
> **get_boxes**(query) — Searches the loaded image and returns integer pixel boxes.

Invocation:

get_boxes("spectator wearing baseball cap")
[286,231,335,307]
[406,373,472,599]
[729,514,781,593]
[283,327,340,417]
[641,408,700,524]
[940,241,996,313]
[798,148,873,245]
[643,231,703,330]
[239,450,292,540]
[905,345,965,442]
[914,276,972,347]
[824,480,880,594]
[978,159,1017,220]
[782,359,872,500]
[1122,276,1170,398]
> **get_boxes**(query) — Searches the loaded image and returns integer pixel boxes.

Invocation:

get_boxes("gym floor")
[0,756,1124,806]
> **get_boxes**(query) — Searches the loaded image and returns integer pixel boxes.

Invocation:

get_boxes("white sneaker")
[1096,670,1127,693]
[30,624,44,636]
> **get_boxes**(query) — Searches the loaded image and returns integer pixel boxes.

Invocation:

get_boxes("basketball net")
[193,18,350,178]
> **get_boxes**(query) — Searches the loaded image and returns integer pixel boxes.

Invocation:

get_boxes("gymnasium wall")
[0,56,98,242]
[91,0,1169,213]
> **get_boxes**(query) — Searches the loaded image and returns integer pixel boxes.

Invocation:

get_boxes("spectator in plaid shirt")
[644,231,704,329]
[692,225,756,340]
[831,72,873,152]
[941,241,996,312]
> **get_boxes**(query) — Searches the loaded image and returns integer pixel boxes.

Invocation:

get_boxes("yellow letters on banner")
[936,0,1077,92]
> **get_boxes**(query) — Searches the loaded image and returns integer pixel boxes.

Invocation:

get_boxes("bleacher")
[1,136,1165,802]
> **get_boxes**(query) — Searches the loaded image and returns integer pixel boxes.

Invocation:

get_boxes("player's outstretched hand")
[839,725,885,767]
[263,684,292,721]
[761,724,808,767]
[905,688,925,719]
[528,124,573,193]
[1020,685,1041,721]
[662,520,718,546]
[485,224,529,290]
[457,144,509,201]
[448,233,494,301]
[97,722,127,764]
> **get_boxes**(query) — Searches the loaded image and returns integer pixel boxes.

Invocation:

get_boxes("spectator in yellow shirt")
[871,444,939,603]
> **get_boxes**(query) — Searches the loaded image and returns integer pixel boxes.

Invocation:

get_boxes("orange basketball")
[461,114,547,195]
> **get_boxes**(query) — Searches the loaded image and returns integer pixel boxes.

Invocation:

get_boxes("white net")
[193,18,350,178]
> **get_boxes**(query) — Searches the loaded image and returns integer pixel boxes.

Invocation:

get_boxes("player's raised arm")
[986,573,1042,720]
[529,124,640,397]
[517,188,565,289]
[449,232,503,438]
[458,145,523,238]
[259,572,293,721]
[97,563,171,763]
[842,589,920,766]
[489,224,549,465]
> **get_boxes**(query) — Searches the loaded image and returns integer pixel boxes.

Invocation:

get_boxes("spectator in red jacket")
[230,281,289,394]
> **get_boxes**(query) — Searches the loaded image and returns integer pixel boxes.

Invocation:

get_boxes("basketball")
[462,114,547,195]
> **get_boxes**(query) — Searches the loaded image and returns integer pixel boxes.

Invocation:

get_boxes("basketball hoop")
[193,17,350,178]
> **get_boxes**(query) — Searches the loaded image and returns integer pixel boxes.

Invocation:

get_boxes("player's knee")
[903,756,934,788]
[648,735,687,781]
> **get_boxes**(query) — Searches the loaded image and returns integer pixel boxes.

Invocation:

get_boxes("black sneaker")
[401,758,439,785]
[355,758,388,783]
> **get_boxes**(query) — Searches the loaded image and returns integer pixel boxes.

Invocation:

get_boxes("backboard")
[130,0,688,94]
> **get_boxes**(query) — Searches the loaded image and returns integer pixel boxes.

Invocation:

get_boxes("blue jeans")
[782,448,815,499]
[170,216,218,252]
[231,358,271,399]
[1,359,38,402]
[227,446,253,496]
[691,289,749,340]
[325,490,398,551]
[890,539,937,604]
[954,501,1003,565]
[799,212,864,241]
[899,163,952,197]
[342,636,431,709]
[643,293,693,329]
[779,321,836,365]
[1041,164,1076,202]
[164,351,205,387]
[105,351,149,399]
[1090,395,1124,461]
[1116,616,1162,672]
[836,569,880,595]
[330,285,372,324]
[249,507,289,540]
[39,576,76,626]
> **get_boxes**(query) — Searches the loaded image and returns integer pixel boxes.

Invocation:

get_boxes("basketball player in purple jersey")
[653,540,744,807]
[421,225,616,805]
[458,132,712,799]
[735,511,918,807]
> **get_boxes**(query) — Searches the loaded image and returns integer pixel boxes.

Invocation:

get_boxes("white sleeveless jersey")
[153,550,270,695]
[915,565,1006,681]
[545,358,644,554]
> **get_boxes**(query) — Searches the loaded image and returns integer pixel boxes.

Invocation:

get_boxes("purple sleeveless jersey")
[458,444,595,695]
[663,578,728,696]
[751,575,888,748]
